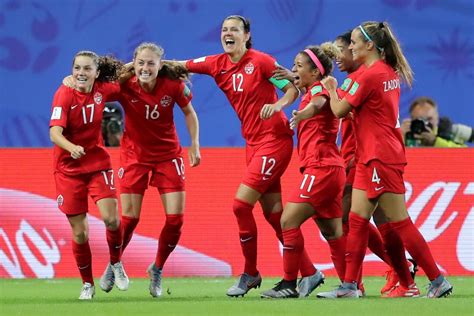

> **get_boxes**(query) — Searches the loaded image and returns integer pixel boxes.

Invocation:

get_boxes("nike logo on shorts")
[375,186,385,191]
[299,194,310,199]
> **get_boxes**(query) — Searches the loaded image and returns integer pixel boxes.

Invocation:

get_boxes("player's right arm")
[49,126,85,159]
[49,87,85,159]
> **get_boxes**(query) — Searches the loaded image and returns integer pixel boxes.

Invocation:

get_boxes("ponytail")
[359,21,413,87]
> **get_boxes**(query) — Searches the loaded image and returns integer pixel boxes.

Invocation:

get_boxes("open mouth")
[224,38,235,47]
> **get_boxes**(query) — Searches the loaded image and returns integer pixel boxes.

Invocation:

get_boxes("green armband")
[269,77,290,90]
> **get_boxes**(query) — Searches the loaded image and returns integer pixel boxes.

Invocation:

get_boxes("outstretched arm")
[260,82,299,120]
[290,95,327,130]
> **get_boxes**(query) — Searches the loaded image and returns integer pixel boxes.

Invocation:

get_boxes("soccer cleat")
[111,261,129,291]
[383,283,420,298]
[147,263,163,298]
[261,280,298,299]
[381,268,399,295]
[316,284,359,299]
[357,282,366,297]
[298,270,325,297]
[99,263,115,292]
[226,272,262,297]
[78,282,95,300]
[426,278,453,298]
[407,258,418,280]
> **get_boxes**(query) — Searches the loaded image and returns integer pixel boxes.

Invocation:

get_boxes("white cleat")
[111,261,129,291]
[298,270,325,297]
[317,284,359,299]
[147,263,163,298]
[99,263,115,292]
[78,282,95,300]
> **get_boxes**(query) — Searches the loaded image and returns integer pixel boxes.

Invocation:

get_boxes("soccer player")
[260,43,345,298]
[173,15,318,297]
[49,51,129,300]
[113,42,200,298]
[333,30,418,297]
[319,21,452,298]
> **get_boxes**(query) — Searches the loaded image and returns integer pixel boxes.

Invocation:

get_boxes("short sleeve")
[174,81,193,108]
[49,86,71,128]
[344,71,373,108]
[261,56,290,90]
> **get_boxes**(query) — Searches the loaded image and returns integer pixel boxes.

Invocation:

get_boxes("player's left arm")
[290,95,327,130]
[180,102,201,167]
[260,79,299,120]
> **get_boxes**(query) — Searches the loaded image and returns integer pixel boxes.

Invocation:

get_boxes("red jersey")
[49,82,120,175]
[337,65,366,167]
[297,82,344,170]
[186,49,292,145]
[344,60,406,165]
[118,76,192,163]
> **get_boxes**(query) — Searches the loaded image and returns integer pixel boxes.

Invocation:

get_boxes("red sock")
[344,212,370,284]
[367,222,391,265]
[327,235,346,282]
[391,217,441,281]
[155,214,183,268]
[233,199,258,276]
[72,240,93,285]
[265,211,316,277]
[121,215,139,252]
[106,223,123,264]
[378,222,413,287]
[282,228,304,281]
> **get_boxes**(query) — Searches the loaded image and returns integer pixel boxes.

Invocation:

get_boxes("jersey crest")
[94,92,103,104]
[244,62,254,75]
[160,95,173,107]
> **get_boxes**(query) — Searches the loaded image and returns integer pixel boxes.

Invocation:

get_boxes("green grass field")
[1,276,473,316]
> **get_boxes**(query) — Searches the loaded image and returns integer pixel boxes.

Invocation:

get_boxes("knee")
[232,199,253,216]
[72,230,88,244]
[165,214,183,230]
[103,216,120,230]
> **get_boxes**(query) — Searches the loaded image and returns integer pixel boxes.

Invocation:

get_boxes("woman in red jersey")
[50,51,129,300]
[174,15,317,297]
[260,43,345,298]
[319,21,452,299]
[335,30,419,297]
[115,42,200,298]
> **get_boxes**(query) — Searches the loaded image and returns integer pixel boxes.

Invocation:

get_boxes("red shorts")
[243,136,293,194]
[353,160,406,199]
[119,156,185,195]
[287,166,345,219]
[54,170,117,216]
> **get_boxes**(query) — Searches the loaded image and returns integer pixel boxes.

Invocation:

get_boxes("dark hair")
[358,21,413,86]
[223,15,252,49]
[336,30,352,46]
[133,42,190,81]
[301,42,339,78]
[409,96,437,114]
[73,51,124,82]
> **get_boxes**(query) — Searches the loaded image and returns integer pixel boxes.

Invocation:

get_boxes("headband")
[358,25,384,52]
[304,49,325,76]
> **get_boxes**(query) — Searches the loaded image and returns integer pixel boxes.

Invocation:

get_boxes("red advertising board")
[1,148,473,278]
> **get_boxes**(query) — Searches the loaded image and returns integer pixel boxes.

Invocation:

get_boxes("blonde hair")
[302,42,339,77]
[359,21,414,87]
[133,42,189,81]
